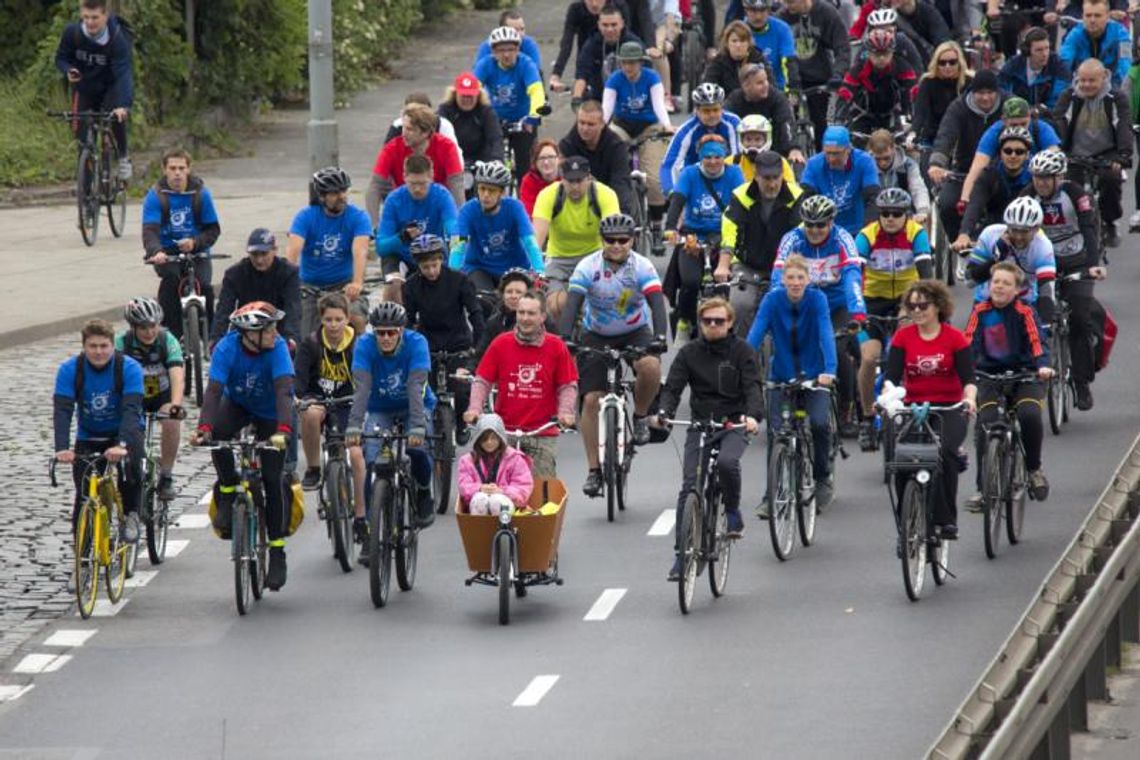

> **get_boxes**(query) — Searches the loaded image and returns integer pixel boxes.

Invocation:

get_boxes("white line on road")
[584,588,627,621]
[512,675,560,707]
[174,513,212,529]
[647,510,675,536]
[0,685,33,702]
[198,491,212,506]
[125,570,158,588]
[13,654,68,674]
[89,599,129,617]
[165,540,190,557]
[43,629,97,648]
[41,654,72,673]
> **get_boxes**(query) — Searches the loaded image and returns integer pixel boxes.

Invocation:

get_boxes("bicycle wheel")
[102,135,126,237]
[633,181,652,256]
[76,147,99,246]
[707,492,730,598]
[677,492,700,615]
[1047,330,1063,435]
[368,478,394,608]
[767,442,796,561]
[900,479,928,602]
[325,460,354,573]
[433,405,456,515]
[615,439,632,513]
[796,442,817,547]
[233,497,252,615]
[249,487,267,600]
[74,500,98,619]
[184,304,205,407]
[604,406,619,522]
[931,528,950,586]
[395,484,418,591]
[104,512,127,604]
[1060,336,1072,424]
[982,439,1004,559]
[683,28,704,109]
[144,467,169,564]
[497,531,513,625]
[1006,443,1027,545]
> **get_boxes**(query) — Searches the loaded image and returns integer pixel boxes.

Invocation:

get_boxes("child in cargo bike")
[458,414,534,515]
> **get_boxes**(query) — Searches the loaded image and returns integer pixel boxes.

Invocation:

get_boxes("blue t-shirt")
[54,354,145,440]
[454,197,536,277]
[749,18,797,90]
[606,68,663,124]
[976,119,1061,159]
[473,55,542,123]
[208,332,294,421]
[352,329,437,414]
[140,187,220,250]
[375,184,458,266]
[475,37,542,74]
[288,204,372,287]
[674,164,746,235]
[800,150,880,234]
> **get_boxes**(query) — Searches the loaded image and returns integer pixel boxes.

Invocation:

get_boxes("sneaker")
[939,524,959,541]
[415,486,436,528]
[815,477,835,510]
[632,414,651,445]
[158,475,176,502]
[839,417,859,440]
[1106,221,1121,248]
[117,157,132,182]
[211,496,233,540]
[1130,210,1140,232]
[455,425,472,446]
[582,468,604,498]
[301,467,321,490]
[1075,382,1094,411]
[353,516,369,544]
[674,319,692,347]
[965,492,984,514]
[857,419,877,452]
[726,508,744,538]
[754,496,771,520]
[121,512,140,543]
[265,546,287,591]
[667,556,681,581]
[1028,469,1050,501]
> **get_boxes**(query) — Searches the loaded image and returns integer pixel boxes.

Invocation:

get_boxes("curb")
[0,307,123,352]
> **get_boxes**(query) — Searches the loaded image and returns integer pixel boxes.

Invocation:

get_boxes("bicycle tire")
[102,135,126,238]
[77,147,99,246]
[707,489,730,598]
[368,478,394,608]
[604,405,619,522]
[677,492,700,615]
[1060,335,1072,424]
[233,496,252,615]
[982,439,1004,559]
[931,526,950,586]
[1006,442,1027,545]
[616,435,632,513]
[124,530,138,579]
[74,500,98,619]
[433,405,456,515]
[144,459,169,564]
[683,28,704,111]
[497,531,513,625]
[395,484,418,591]
[900,478,927,602]
[184,305,205,407]
[797,436,818,547]
[326,460,354,573]
[1047,329,1063,435]
[248,486,267,600]
[105,511,127,604]
[767,441,796,561]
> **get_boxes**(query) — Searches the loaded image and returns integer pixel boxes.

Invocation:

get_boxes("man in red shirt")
[366,103,465,225]
[464,290,578,477]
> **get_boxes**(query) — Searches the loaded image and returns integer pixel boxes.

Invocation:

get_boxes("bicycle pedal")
[317,507,328,520]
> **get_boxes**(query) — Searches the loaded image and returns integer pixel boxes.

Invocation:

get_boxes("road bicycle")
[883,402,963,602]
[46,108,127,247]
[138,409,182,568]
[429,348,475,515]
[153,252,229,407]
[299,397,357,572]
[628,129,671,256]
[976,370,1038,559]
[661,418,742,615]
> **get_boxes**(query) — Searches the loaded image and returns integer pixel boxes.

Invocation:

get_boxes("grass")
[0,78,77,188]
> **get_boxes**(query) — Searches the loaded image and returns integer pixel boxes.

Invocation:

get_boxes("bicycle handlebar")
[975,370,1041,384]
[296,396,355,412]
[503,418,573,437]
[764,379,831,392]
[46,109,117,120]
[657,417,747,432]
[566,343,660,360]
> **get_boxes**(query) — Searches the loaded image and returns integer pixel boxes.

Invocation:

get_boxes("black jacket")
[912,75,971,145]
[779,1,851,87]
[721,179,803,274]
[294,328,357,401]
[701,49,767,100]
[960,164,1033,238]
[659,335,764,423]
[724,88,796,156]
[930,93,1004,174]
[559,125,636,214]
[402,268,485,352]
[210,257,302,345]
[895,1,950,62]
[54,17,133,107]
[1053,86,1134,165]
[576,29,643,100]
[553,0,640,78]
[438,101,503,166]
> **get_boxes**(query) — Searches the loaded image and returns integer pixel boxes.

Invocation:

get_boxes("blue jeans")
[363,411,433,489]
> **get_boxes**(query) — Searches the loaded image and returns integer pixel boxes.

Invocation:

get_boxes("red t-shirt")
[476,332,578,436]
[518,169,555,217]
[891,323,970,404]
[372,133,462,188]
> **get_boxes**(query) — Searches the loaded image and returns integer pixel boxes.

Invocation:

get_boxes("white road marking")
[165,540,190,557]
[198,491,212,506]
[512,675,560,707]
[125,570,158,588]
[43,629,97,648]
[647,510,675,536]
[0,685,33,702]
[89,599,129,617]
[583,588,627,621]
[41,655,72,673]
[174,513,211,529]
[13,654,67,674]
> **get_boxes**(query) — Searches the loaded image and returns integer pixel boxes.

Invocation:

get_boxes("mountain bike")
[975,370,1038,559]
[152,252,229,407]
[299,397,357,572]
[430,349,475,515]
[629,129,671,256]
[208,431,272,616]
[1066,155,1111,259]
[138,409,182,567]
[794,86,830,162]
[46,109,127,247]
[681,18,707,112]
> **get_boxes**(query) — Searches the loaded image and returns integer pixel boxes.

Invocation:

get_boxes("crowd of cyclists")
[51,0,1130,592]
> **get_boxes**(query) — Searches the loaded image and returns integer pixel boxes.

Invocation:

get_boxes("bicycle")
[883,402,962,602]
[975,370,1038,559]
[299,397,357,572]
[46,109,127,247]
[1066,155,1111,260]
[927,170,966,284]
[429,349,475,515]
[629,129,672,256]
[661,418,742,615]
[681,18,707,113]
[794,85,830,162]
[138,409,181,568]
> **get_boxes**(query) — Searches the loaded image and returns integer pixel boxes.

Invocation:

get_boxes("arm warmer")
[273,377,294,434]
[348,369,373,430]
[558,290,586,336]
[557,381,579,419]
[198,380,225,431]
[406,369,429,432]
[648,290,669,336]
[522,235,545,272]
[53,395,75,452]
[665,192,686,230]
[953,346,975,387]
[468,376,491,416]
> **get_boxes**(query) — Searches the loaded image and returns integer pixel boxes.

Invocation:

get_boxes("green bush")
[0,78,75,186]
[0,1,60,77]
[333,0,422,97]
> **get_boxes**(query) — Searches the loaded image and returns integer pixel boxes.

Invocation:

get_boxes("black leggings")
[674,427,748,549]
[209,401,289,541]
[975,380,1045,488]
[71,441,142,529]
[893,410,968,527]
[75,88,128,156]
[1059,277,1097,385]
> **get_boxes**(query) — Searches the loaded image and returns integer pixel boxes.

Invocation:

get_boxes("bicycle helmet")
[691,82,726,108]
[800,195,838,223]
[876,187,912,211]
[998,125,1034,149]
[488,26,522,47]
[230,301,285,331]
[599,213,637,237]
[499,267,535,291]
[1003,196,1044,229]
[124,297,164,327]
[866,8,898,26]
[473,160,512,188]
[409,233,446,259]
[1029,150,1067,176]
[738,114,773,136]
[741,0,773,8]
[368,301,408,329]
[864,28,896,53]
[311,166,351,195]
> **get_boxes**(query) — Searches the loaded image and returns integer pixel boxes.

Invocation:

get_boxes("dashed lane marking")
[0,685,34,702]
[512,675,560,707]
[647,510,675,536]
[198,491,212,506]
[165,540,190,558]
[88,599,129,617]
[13,654,71,675]
[125,570,158,588]
[43,630,97,648]
[583,588,627,621]
[174,513,212,529]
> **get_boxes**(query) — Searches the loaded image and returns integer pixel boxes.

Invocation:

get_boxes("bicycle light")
[916,470,931,485]
[499,508,512,526]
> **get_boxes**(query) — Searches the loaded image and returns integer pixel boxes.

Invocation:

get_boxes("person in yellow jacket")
[727,114,800,190]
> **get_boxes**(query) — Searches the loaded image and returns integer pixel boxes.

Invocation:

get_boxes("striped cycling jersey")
[855,220,932,300]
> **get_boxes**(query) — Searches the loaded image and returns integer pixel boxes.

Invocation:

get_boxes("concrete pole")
[307,0,339,172]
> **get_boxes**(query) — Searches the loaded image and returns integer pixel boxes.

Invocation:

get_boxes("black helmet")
[369,301,407,329]
[499,267,534,291]
[599,213,637,237]
[409,233,446,259]
[312,166,351,195]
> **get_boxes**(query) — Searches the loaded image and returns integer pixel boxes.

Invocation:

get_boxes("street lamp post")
[307,0,338,172]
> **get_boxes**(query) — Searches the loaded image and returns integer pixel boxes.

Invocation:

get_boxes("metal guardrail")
[928,434,1140,759]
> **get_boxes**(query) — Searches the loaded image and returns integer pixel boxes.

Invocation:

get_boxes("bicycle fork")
[598,394,626,469]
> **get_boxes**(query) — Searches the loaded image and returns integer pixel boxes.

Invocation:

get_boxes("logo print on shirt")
[488,230,508,252]
[169,207,191,230]
[494,83,517,105]
[914,353,946,376]
[320,234,343,255]
[90,390,110,412]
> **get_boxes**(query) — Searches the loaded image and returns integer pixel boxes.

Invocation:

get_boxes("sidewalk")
[0,0,575,349]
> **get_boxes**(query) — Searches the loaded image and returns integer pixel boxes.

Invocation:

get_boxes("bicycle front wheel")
[900,479,928,602]
[104,511,127,604]
[767,442,796,561]
[368,478,394,608]
[233,497,252,615]
[77,147,99,246]
[184,304,205,407]
[395,484,418,592]
[982,439,1004,560]
[325,460,354,573]
[102,135,126,237]
[604,406,619,522]
[707,493,730,598]
[497,531,513,625]
[677,492,700,615]
[433,404,456,515]
[144,473,170,565]
[797,439,818,547]
[74,500,99,619]
[1006,443,1027,545]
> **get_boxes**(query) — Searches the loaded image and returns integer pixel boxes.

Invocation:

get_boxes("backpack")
[551,182,601,219]
[74,351,125,400]
[153,184,205,229]
[71,15,134,50]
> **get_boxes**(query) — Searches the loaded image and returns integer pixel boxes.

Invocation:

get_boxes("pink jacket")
[458,447,534,508]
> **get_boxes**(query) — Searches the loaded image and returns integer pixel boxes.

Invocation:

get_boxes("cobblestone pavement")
[0,329,216,662]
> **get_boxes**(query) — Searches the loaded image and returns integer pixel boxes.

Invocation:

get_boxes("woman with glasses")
[882,279,977,540]
[700,20,768,99]
[913,41,972,152]
[954,126,1034,250]
[519,140,562,217]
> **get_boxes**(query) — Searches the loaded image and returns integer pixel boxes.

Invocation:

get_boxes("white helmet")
[488,26,522,47]
[739,114,772,136]
[1003,197,1044,229]
[867,8,898,26]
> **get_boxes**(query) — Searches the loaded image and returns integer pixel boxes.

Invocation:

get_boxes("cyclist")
[800,125,881,235]
[374,154,460,304]
[476,26,545,179]
[551,0,641,94]
[602,40,672,137]
[833,29,916,136]
[466,290,580,478]
[701,21,770,99]
[573,4,644,102]
[853,188,933,450]
[657,296,763,574]
[286,167,371,337]
[913,42,972,154]
[116,298,186,501]
[558,213,669,496]
[473,269,557,357]
[449,160,544,292]
[644,0,683,113]
[367,103,465,225]
[663,135,746,342]
[661,83,742,196]
[1021,150,1104,410]
[54,0,134,180]
[740,0,801,92]
[295,293,362,495]
[438,72,504,175]
[142,148,221,340]
[779,0,851,152]
[1059,0,1131,89]
[559,100,637,215]
[965,197,1057,325]
[345,302,437,530]
[867,129,929,224]
[380,93,465,167]
[533,156,622,321]
[54,318,145,543]
[889,0,951,59]
[858,7,925,75]
[723,65,797,157]
[728,115,801,183]
[190,302,294,591]
[955,126,1035,248]
[747,254,838,513]
[519,140,563,215]
[963,261,1053,511]
[998,27,1070,116]
[473,9,543,73]
[211,228,301,351]
[719,149,804,338]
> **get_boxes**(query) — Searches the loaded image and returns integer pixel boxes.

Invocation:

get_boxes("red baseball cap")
[455,72,481,96]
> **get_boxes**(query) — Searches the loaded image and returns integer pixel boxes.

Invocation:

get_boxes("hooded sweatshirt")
[457,413,535,508]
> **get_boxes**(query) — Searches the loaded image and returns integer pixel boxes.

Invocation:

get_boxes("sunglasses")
[1002,147,1028,156]
[803,221,830,229]
[937,58,959,66]
[905,300,932,312]
[701,316,728,326]
[248,249,273,257]
[603,236,632,245]
[375,328,402,337]
[879,209,906,219]
[536,154,559,162]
